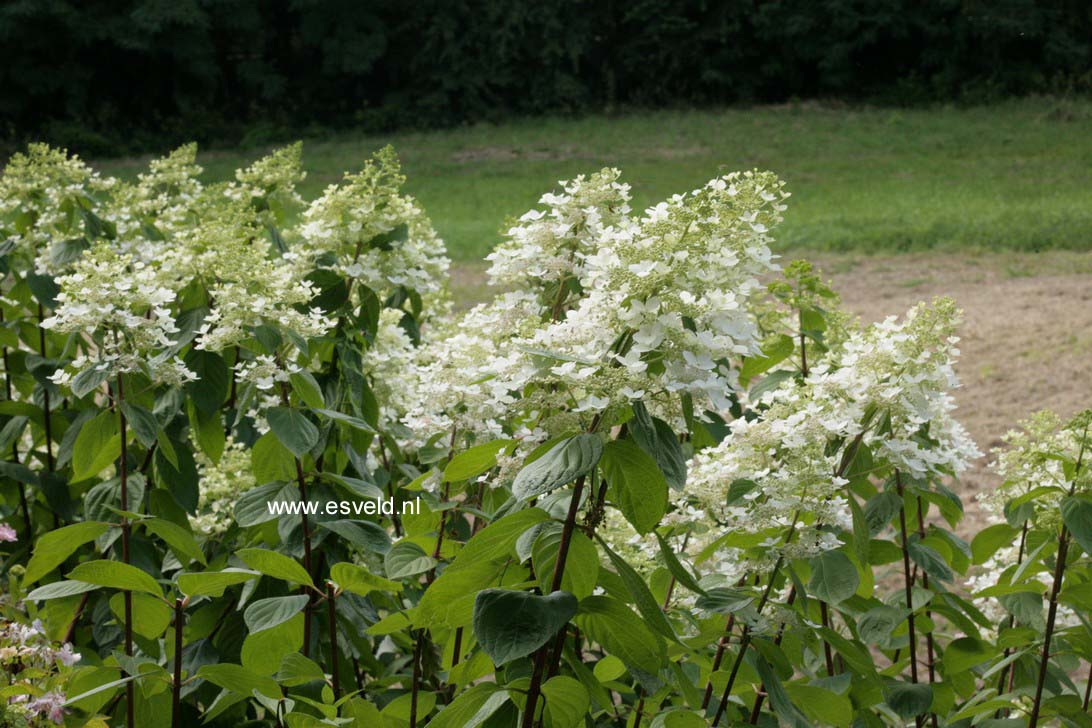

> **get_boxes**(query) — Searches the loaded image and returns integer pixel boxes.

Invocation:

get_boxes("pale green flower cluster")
[228,141,306,226]
[0,143,116,272]
[981,409,1092,527]
[297,146,449,297]
[191,437,256,535]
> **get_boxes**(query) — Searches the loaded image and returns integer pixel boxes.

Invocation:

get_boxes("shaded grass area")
[98,99,1092,261]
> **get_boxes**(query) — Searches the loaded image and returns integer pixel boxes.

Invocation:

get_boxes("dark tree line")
[2,0,1089,155]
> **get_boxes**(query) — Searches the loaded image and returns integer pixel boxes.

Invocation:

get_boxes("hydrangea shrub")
[0,143,1089,727]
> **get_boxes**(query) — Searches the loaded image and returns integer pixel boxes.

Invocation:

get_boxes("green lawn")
[98,99,1092,262]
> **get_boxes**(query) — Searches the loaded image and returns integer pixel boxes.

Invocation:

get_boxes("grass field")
[97,98,1092,262]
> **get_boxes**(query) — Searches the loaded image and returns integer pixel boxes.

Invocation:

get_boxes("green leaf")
[266,407,320,458]
[177,568,260,597]
[251,433,297,484]
[426,684,509,728]
[109,592,171,639]
[444,440,514,483]
[598,537,676,641]
[311,407,376,433]
[244,595,310,634]
[472,588,577,665]
[695,588,755,615]
[857,605,906,644]
[541,675,590,728]
[320,519,391,553]
[197,663,280,699]
[598,439,668,534]
[450,508,549,566]
[532,525,598,600]
[237,547,314,587]
[740,333,795,383]
[1061,496,1092,555]
[908,540,953,583]
[275,653,326,687]
[573,595,665,674]
[71,411,120,482]
[944,636,997,674]
[290,371,325,409]
[808,551,860,604]
[67,560,161,596]
[121,402,159,449]
[26,580,101,601]
[971,522,1019,565]
[784,684,852,728]
[512,434,603,501]
[883,681,933,720]
[71,366,110,398]
[24,521,111,584]
[142,518,206,565]
[184,349,229,416]
[330,562,402,597]
[750,651,811,728]
[630,402,686,490]
[654,531,705,596]
[384,540,438,580]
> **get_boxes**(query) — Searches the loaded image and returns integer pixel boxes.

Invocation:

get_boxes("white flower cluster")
[486,167,631,294]
[679,298,979,581]
[41,244,195,388]
[397,169,789,451]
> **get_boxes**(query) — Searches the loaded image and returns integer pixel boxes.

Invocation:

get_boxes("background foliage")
[2,0,1091,154]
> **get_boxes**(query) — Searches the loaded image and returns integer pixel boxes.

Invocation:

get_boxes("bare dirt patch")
[816,251,1092,534]
[448,251,1092,536]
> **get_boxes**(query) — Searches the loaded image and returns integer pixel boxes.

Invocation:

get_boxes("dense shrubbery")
[0,142,1090,726]
[3,0,1091,154]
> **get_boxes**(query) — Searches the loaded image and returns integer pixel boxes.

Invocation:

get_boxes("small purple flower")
[0,523,17,543]
[26,691,67,724]
[54,643,81,667]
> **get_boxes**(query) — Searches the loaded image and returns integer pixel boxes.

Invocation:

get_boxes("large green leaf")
[142,518,206,565]
[532,525,598,600]
[244,595,310,634]
[237,547,314,587]
[542,675,590,728]
[177,568,260,597]
[572,595,665,674]
[629,402,686,490]
[971,522,1019,565]
[265,407,320,458]
[512,434,602,501]
[197,663,281,699]
[109,592,172,639]
[1061,496,1092,555]
[26,580,101,601]
[808,551,860,604]
[184,349,229,416]
[384,540,438,580]
[330,562,402,597]
[598,439,667,534]
[883,681,933,720]
[598,537,676,641]
[426,684,509,728]
[444,439,514,483]
[251,433,296,484]
[71,411,120,482]
[68,560,161,596]
[471,588,578,665]
[856,605,906,645]
[24,521,111,584]
[943,636,997,674]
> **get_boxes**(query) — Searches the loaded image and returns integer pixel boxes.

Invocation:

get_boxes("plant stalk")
[172,598,184,728]
[326,583,340,701]
[521,472,588,728]
[1028,521,1071,727]
[895,471,923,728]
[117,375,135,728]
